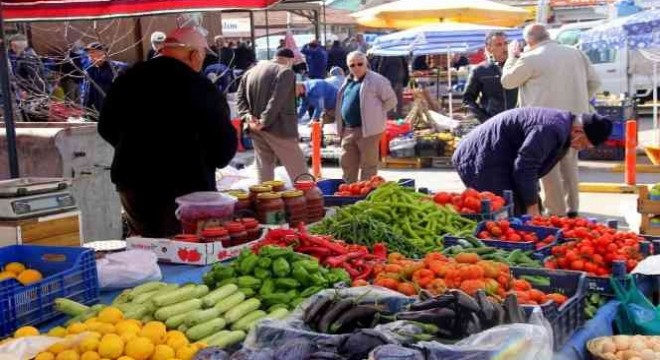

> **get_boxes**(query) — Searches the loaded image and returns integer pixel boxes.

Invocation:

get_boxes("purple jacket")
[452,107,573,207]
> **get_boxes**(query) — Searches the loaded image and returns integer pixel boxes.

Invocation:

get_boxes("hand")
[248,118,264,132]
[508,41,522,59]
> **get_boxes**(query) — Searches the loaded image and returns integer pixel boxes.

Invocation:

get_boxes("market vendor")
[296,79,339,124]
[452,107,612,216]
[98,27,237,238]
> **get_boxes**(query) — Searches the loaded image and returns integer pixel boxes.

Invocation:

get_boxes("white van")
[552,20,656,101]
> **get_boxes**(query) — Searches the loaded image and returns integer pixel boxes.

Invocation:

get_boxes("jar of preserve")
[294,174,325,224]
[282,190,307,227]
[262,180,286,192]
[241,218,261,241]
[256,192,286,225]
[232,192,252,217]
[225,222,248,246]
[201,227,231,247]
[173,234,200,243]
[249,185,273,208]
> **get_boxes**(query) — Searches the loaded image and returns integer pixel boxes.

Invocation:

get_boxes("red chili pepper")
[342,262,360,278]
[325,252,364,267]
[295,246,332,258]
[354,264,373,281]
[300,233,348,254]
[373,243,388,259]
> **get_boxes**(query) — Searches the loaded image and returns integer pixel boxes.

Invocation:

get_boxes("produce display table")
[36,262,621,360]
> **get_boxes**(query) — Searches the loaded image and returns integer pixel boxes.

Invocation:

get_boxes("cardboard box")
[126,237,261,265]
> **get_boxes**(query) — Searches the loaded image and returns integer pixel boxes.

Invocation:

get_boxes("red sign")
[551,0,611,7]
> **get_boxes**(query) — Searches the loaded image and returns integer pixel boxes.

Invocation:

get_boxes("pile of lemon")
[0,261,43,285]
[13,307,204,360]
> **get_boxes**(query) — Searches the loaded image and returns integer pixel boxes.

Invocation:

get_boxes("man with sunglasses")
[452,107,612,216]
[98,27,237,237]
[336,51,397,183]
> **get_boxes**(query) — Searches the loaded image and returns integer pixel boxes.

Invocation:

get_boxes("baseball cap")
[162,27,215,55]
[150,31,166,43]
[582,113,613,146]
[276,48,295,59]
[85,42,107,52]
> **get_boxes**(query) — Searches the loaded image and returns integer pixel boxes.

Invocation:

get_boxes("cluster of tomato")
[334,176,387,197]
[478,220,557,250]
[356,251,567,306]
[432,188,506,215]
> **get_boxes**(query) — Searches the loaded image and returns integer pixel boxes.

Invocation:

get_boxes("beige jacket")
[335,70,397,138]
[501,40,601,114]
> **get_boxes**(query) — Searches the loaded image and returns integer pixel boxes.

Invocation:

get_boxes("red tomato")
[464,197,481,212]
[570,260,585,271]
[498,220,510,232]
[490,226,502,237]
[507,233,522,242]
[478,231,490,239]
[433,192,452,205]
[463,188,480,199]
[349,183,361,195]
[338,184,349,192]
[452,196,464,209]
[359,187,371,196]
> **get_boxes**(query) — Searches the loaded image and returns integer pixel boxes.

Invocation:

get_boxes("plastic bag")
[97,250,162,289]
[0,334,88,360]
[612,275,660,335]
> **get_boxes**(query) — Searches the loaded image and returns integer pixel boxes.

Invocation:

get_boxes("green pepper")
[260,246,292,258]
[275,278,301,289]
[257,257,273,269]
[268,304,289,312]
[261,292,291,306]
[216,277,237,288]
[239,287,256,297]
[295,260,319,273]
[328,268,351,284]
[213,266,235,282]
[292,263,312,286]
[290,297,305,308]
[239,254,259,275]
[300,286,323,298]
[272,257,291,277]
[285,289,299,299]
[202,272,215,288]
[237,276,262,289]
[254,268,272,280]
[309,272,328,287]
[260,279,276,296]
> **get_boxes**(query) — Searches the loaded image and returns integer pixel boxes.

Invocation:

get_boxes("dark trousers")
[119,189,181,238]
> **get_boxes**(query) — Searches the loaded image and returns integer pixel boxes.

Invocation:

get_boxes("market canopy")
[580,9,660,51]
[370,22,523,56]
[0,0,281,22]
[352,0,530,29]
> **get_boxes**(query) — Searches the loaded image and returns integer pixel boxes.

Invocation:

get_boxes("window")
[583,48,617,64]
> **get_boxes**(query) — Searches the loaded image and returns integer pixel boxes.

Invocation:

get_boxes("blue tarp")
[370,23,523,56]
[580,9,660,51]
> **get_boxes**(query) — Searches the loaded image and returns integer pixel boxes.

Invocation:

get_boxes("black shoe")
[567,212,578,219]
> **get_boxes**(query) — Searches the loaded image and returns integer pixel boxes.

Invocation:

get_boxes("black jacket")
[463,60,518,122]
[98,56,237,195]
[327,45,347,72]
[373,56,409,87]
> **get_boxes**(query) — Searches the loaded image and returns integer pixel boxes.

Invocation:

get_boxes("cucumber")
[128,281,166,300]
[267,304,289,313]
[54,298,89,316]
[131,290,160,304]
[124,305,151,320]
[154,299,203,321]
[266,308,289,320]
[151,284,197,307]
[193,285,210,298]
[178,323,188,332]
[207,330,246,349]
[224,298,261,324]
[142,315,155,323]
[200,330,230,345]
[201,284,238,308]
[231,310,267,331]
[186,318,227,341]
[165,309,201,329]
[186,308,220,327]
[214,292,246,315]
[112,290,132,305]
[151,283,180,298]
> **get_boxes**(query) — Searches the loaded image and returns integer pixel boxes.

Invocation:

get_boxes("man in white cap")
[147,31,166,61]
[99,27,237,238]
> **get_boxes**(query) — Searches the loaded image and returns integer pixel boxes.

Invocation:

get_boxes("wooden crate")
[430,156,453,168]
[638,186,660,235]
[381,156,430,169]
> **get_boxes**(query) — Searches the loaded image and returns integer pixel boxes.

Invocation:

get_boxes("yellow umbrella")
[352,0,531,29]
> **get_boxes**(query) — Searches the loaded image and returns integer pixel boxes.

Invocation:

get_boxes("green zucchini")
[131,290,160,304]
[201,284,238,308]
[151,284,197,307]
[186,308,220,327]
[266,308,289,320]
[214,292,246,315]
[224,298,261,324]
[128,281,166,300]
[186,318,227,341]
[200,330,230,345]
[231,310,267,331]
[193,285,210,298]
[207,330,246,349]
[154,299,203,320]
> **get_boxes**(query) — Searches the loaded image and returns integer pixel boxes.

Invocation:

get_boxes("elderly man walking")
[501,24,601,217]
[336,51,397,183]
[237,48,308,183]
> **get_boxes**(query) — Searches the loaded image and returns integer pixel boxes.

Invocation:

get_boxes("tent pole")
[249,11,256,51]
[446,47,453,118]
[0,3,20,178]
[654,61,658,145]
[265,10,270,59]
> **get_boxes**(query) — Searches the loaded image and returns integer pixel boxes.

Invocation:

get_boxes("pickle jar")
[225,222,248,246]
[241,217,261,241]
[262,180,286,192]
[282,190,307,227]
[256,192,286,225]
[249,185,273,208]
[293,174,325,224]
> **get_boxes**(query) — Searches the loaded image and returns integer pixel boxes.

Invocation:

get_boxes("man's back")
[307,79,338,110]
[241,61,284,116]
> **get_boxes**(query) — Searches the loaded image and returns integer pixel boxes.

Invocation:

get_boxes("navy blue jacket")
[302,45,328,79]
[327,45,347,72]
[452,108,573,207]
[84,60,126,114]
[297,79,339,119]
[463,59,518,122]
[204,63,233,94]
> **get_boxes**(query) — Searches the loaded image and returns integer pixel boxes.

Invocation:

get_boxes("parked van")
[552,20,656,101]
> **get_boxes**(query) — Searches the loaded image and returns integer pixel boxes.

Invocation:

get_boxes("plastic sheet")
[0,334,88,360]
[96,250,162,289]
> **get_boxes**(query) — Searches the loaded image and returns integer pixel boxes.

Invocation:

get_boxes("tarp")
[0,0,280,22]
[370,22,523,56]
[580,9,660,51]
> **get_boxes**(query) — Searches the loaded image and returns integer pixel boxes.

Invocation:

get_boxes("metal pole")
[446,47,453,118]
[322,1,327,44]
[265,10,270,59]
[654,61,658,145]
[0,3,20,178]
[249,11,256,51]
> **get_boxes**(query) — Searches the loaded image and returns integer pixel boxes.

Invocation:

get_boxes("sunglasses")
[349,63,364,68]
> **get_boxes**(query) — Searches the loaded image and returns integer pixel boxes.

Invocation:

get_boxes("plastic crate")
[578,145,624,161]
[609,120,625,141]
[463,222,563,257]
[318,178,415,207]
[0,246,99,337]
[460,190,514,222]
[511,267,586,350]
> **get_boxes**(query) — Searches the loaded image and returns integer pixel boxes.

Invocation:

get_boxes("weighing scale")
[0,178,82,247]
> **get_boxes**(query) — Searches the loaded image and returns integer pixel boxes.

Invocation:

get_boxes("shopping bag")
[96,250,162,289]
[611,275,660,335]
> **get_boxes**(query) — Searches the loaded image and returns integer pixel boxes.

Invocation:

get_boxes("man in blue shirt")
[296,79,339,124]
[83,42,126,119]
[301,40,328,79]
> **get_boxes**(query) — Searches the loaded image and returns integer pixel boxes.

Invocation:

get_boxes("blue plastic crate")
[0,246,99,337]
[595,105,626,121]
[609,120,625,141]
[460,190,514,222]
[511,267,586,350]
[318,178,415,207]
[467,222,562,257]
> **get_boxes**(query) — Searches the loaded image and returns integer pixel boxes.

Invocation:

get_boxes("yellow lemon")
[139,323,166,345]
[192,342,207,351]
[124,319,142,328]
[14,326,39,337]
[48,326,67,337]
[16,269,43,285]
[0,271,16,281]
[175,346,197,360]
[79,336,100,353]
[165,331,186,342]
[121,332,137,343]
[47,342,71,355]
[35,352,56,360]
[81,352,101,360]
[117,357,135,360]
[115,321,141,335]
[98,307,124,325]
[4,262,26,275]
[150,344,175,360]
[86,322,104,332]
[97,323,116,335]
[98,334,124,360]
[124,337,155,360]
[56,350,80,360]
[86,332,102,339]
[67,322,87,335]
[165,337,188,351]
[85,317,100,326]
